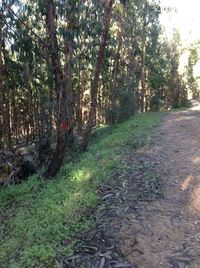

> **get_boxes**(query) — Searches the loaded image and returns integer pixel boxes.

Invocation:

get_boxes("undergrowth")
[0,112,162,268]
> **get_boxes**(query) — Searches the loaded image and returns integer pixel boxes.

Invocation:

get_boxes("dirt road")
[121,100,200,268]
[63,101,200,268]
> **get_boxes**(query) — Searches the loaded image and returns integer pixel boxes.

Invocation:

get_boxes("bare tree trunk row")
[82,0,114,151]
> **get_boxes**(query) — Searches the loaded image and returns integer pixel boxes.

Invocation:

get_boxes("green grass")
[0,112,162,268]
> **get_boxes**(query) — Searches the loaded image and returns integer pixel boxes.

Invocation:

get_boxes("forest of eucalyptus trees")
[0,0,195,178]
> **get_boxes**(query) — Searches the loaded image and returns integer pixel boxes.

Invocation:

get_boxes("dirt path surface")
[120,100,200,268]
[64,101,200,268]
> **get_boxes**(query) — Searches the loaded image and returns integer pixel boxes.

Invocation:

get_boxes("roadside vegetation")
[0,112,162,268]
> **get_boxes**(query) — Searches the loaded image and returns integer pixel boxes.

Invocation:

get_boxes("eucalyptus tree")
[82,0,115,151]
[187,44,200,98]
[0,0,20,149]
[0,0,192,178]
[42,0,71,178]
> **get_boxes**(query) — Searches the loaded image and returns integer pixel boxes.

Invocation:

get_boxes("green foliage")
[149,94,161,112]
[187,44,200,98]
[106,88,136,124]
[117,87,135,121]
[0,112,162,267]
[1,0,194,152]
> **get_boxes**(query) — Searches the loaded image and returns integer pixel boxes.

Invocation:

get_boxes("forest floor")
[0,111,161,268]
[2,101,200,268]
[69,100,200,267]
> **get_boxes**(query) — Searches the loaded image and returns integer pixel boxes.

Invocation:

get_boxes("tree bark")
[43,0,69,178]
[76,62,83,134]
[128,35,137,114]
[64,5,75,146]
[44,42,54,141]
[1,28,12,149]
[140,24,146,112]
[0,16,4,149]
[82,0,114,151]
[110,28,122,124]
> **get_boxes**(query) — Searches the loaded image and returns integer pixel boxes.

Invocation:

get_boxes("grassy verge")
[0,112,162,268]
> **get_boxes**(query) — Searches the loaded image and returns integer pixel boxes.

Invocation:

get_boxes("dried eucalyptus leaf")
[98,250,112,260]
[114,263,132,268]
[99,257,106,268]
[102,193,114,200]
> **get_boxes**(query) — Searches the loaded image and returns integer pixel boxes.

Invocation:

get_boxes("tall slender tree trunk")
[5,92,11,148]
[141,25,146,112]
[82,0,114,151]
[110,29,122,124]
[64,42,74,146]
[64,8,75,146]
[0,17,4,149]
[141,34,146,112]
[44,43,54,140]
[43,0,69,178]
[128,36,137,114]
[76,62,83,134]
[1,30,12,149]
